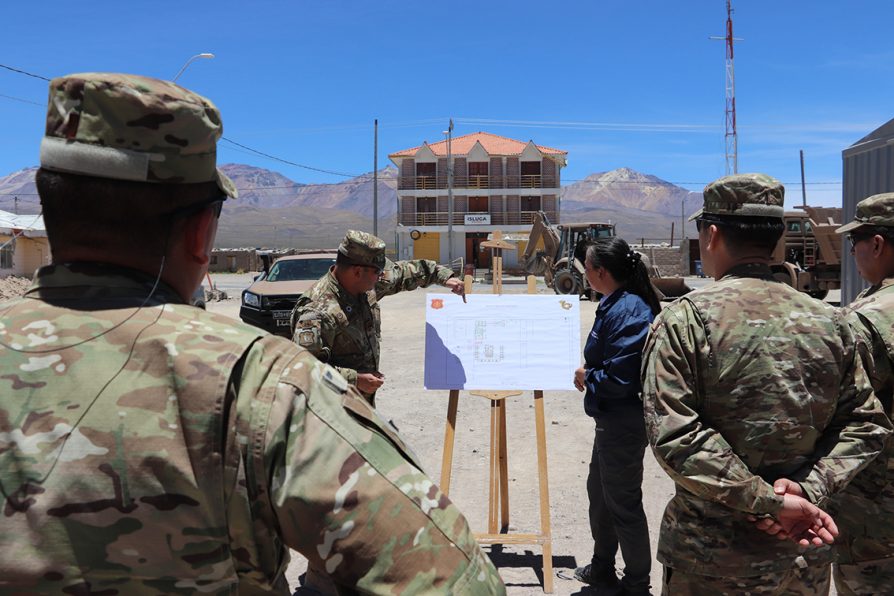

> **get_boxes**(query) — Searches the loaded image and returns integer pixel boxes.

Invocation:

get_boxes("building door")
[465,232,491,269]
[414,232,440,261]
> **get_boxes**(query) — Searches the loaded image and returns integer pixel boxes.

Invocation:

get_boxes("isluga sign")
[464,214,491,225]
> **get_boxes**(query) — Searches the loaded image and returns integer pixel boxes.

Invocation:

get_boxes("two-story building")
[388,131,566,268]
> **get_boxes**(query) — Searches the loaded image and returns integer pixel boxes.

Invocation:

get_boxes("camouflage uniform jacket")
[832,276,894,563]
[641,263,891,577]
[291,260,455,390]
[0,263,504,595]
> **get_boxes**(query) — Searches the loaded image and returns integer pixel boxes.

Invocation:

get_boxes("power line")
[229,118,448,136]
[0,64,50,81]
[220,137,362,178]
[0,178,844,198]
[0,62,852,193]
[0,63,374,181]
[457,117,719,133]
[0,92,43,107]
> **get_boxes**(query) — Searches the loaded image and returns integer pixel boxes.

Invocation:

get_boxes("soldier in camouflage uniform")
[0,72,504,595]
[641,174,891,595]
[291,231,465,405]
[824,194,894,594]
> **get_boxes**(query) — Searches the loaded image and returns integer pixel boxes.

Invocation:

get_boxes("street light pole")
[373,119,378,237]
[445,119,454,265]
[172,53,215,82]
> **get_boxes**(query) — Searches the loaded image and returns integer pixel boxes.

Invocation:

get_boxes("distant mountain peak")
[563,167,701,217]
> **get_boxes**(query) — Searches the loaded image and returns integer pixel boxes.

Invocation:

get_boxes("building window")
[415,197,439,225]
[469,162,488,176]
[0,238,14,269]
[468,197,488,213]
[415,163,436,189]
[416,197,437,213]
[521,196,541,212]
[210,255,219,265]
[521,161,541,188]
[468,162,489,189]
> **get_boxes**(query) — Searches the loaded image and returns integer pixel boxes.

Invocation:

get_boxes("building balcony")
[400,210,558,227]
[412,176,438,190]
[398,175,558,191]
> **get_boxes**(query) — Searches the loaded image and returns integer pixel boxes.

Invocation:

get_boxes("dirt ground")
[0,276,31,300]
[208,274,676,594]
[0,269,840,594]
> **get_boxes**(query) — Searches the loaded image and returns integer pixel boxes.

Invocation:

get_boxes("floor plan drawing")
[424,294,580,390]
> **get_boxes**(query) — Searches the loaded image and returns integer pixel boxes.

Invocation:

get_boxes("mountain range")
[0,164,698,247]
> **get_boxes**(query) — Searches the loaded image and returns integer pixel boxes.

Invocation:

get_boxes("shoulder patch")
[297,310,322,323]
[296,319,321,348]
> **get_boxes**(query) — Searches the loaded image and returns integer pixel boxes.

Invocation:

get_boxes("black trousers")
[587,404,651,590]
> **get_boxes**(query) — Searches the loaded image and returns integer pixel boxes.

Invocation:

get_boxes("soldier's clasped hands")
[749,478,839,547]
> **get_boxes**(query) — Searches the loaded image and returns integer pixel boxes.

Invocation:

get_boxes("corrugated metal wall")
[841,119,894,305]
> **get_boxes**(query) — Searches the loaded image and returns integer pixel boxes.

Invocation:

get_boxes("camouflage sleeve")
[236,339,505,594]
[292,309,358,386]
[796,312,892,506]
[641,305,784,516]
[375,260,455,300]
[851,310,894,409]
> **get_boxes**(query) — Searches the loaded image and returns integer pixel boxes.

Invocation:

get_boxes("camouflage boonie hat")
[689,173,784,221]
[836,192,894,234]
[338,230,386,269]
[39,72,237,199]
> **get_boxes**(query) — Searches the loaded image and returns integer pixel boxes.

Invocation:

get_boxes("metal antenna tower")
[711,0,742,175]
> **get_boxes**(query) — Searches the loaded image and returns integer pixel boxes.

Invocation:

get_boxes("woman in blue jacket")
[573,238,661,596]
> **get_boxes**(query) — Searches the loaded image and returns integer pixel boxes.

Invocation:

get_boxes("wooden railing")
[466,175,489,189]
[414,176,437,190]
[520,174,541,188]
[403,212,466,226]
[400,210,558,227]
[398,175,558,190]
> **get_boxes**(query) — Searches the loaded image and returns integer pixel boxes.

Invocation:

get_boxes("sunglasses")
[695,218,720,232]
[356,264,384,276]
[847,233,872,248]
[167,196,226,220]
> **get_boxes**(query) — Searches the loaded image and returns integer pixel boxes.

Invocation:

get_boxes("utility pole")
[799,149,807,208]
[446,118,454,265]
[373,119,378,237]
[14,196,18,215]
[681,198,686,240]
[711,0,742,175]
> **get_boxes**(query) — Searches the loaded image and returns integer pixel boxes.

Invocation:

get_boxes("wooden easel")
[439,231,553,593]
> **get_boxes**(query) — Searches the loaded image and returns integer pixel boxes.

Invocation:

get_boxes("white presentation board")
[424,294,580,390]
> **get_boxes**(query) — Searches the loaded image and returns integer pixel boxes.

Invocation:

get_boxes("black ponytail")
[585,238,662,316]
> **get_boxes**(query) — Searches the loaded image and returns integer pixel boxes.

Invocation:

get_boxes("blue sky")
[2,0,892,208]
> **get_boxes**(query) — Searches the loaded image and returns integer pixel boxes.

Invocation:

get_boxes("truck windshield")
[267,258,335,281]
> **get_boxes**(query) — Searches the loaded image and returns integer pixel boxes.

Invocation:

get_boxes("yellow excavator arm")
[522,210,560,276]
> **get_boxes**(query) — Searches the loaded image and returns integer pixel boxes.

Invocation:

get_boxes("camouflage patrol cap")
[338,230,387,269]
[39,72,237,198]
[689,173,784,221]
[836,193,894,234]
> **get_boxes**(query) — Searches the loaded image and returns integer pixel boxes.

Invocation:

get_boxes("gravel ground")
[0,269,842,594]
[208,273,675,595]
[207,272,843,595]
[0,276,32,300]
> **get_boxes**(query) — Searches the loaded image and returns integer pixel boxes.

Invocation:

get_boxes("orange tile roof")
[388,131,566,158]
